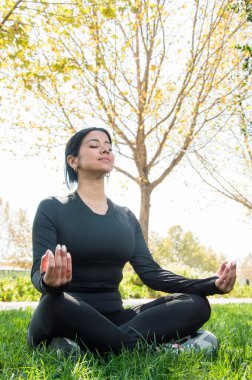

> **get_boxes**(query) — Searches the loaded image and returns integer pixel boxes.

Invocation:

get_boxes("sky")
[0,0,251,265]
[0,145,251,264]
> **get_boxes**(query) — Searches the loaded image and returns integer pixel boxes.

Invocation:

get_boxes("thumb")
[40,250,51,273]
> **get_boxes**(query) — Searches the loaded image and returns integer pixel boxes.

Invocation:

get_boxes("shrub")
[0,271,251,301]
[0,277,40,301]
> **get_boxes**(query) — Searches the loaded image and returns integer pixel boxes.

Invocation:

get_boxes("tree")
[239,253,252,283]
[0,198,32,268]
[1,0,251,240]
[0,1,24,31]
[0,1,33,55]
[180,231,220,272]
[235,0,252,74]
[150,225,221,273]
[187,94,252,212]
[188,106,252,212]
[186,0,252,213]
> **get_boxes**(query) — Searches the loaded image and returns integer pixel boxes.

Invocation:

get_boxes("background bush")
[0,270,251,302]
[0,277,40,301]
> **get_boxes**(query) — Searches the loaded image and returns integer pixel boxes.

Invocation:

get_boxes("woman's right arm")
[31,198,72,293]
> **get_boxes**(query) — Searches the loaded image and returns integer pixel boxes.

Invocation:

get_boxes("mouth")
[99,157,111,162]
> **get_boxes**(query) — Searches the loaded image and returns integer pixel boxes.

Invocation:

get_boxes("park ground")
[0,303,251,380]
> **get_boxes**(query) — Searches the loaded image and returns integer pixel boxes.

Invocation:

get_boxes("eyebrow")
[86,138,111,145]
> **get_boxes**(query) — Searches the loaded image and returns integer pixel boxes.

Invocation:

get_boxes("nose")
[101,145,110,153]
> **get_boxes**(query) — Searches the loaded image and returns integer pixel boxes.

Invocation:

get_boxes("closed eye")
[90,145,113,151]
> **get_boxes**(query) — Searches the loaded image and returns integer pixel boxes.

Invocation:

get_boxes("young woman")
[27,127,236,354]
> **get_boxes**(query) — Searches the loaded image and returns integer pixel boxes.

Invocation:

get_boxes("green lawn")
[0,304,251,379]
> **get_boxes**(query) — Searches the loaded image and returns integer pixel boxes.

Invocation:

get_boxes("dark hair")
[65,127,112,189]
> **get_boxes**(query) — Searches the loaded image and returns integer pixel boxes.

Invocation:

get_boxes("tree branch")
[1,0,23,27]
[113,165,138,183]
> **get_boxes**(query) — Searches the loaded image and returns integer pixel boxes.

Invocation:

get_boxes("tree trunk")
[139,182,152,243]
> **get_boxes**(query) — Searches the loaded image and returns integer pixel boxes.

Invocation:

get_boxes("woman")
[27,127,236,355]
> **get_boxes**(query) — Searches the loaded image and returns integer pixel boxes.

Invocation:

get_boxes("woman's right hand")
[40,244,72,288]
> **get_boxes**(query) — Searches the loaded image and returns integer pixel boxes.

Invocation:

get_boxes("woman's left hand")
[214,261,237,293]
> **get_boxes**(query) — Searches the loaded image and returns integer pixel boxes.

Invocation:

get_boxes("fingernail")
[62,245,67,252]
[232,261,237,267]
[67,252,71,258]
[56,244,61,250]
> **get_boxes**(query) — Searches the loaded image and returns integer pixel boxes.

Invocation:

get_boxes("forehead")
[82,130,111,143]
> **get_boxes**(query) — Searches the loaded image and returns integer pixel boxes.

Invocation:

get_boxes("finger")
[219,264,230,281]
[221,276,236,293]
[229,272,236,290]
[231,261,237,270]
[66,252,72,282]
[54,244,62,279]
[60,245,68,281]
[220,261,228,272]
[215,261,228,277]
[215,265,230,289]
[40,250,50,273]
[218,261,228,275]
[43,251,56,285]
[230,261,237,281]
[223,265,236,291]
[217,263,237,292]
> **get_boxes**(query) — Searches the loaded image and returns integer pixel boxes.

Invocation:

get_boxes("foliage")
[0,277,40,301]
[0,305,251,379]
[149,226,221,273]
[217,283,252,298]
[238,253,252,282]
[0,270,252,302]
[0,198,32,267]
[1,0,251,240]
[0,269,29,279]
[188,0,252,212]
[119,272,165,299]
[234,0,252,74]
[0,1,30,50]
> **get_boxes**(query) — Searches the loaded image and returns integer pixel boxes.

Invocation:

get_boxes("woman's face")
[75,130,114,175]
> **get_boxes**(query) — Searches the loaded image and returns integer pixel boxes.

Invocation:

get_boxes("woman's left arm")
[128,211,235,297]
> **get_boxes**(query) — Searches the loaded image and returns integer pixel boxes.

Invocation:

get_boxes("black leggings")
[27,292,211,354]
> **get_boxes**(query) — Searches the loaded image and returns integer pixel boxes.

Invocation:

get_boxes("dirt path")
[0,298,252,311]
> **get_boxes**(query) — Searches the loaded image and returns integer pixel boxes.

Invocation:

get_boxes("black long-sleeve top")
[31,191,223,313]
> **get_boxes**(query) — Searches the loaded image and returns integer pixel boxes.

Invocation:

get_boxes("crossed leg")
[27,292,211,353]
[115,293,211,343]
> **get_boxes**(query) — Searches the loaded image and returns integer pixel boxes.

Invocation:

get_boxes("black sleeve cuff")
[40,273,69,295]
[206,276,226,295]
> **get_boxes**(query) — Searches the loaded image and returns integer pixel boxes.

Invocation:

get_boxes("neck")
[76,176,106,204]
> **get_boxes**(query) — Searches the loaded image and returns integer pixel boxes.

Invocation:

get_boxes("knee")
[26,324,34,348]
[38,292,72,311]
[26,293,71,348]
[190,294,211,324]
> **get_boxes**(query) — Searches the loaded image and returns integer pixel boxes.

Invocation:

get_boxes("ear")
[67,155,77,169]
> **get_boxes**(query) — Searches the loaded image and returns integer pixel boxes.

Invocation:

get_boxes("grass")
[0,304,251,380]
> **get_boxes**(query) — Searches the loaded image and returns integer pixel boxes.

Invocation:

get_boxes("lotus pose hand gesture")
[40,244,72,288]
[214,261,236,294]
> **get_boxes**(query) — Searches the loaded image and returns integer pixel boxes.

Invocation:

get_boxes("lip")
[99,157,112,162]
